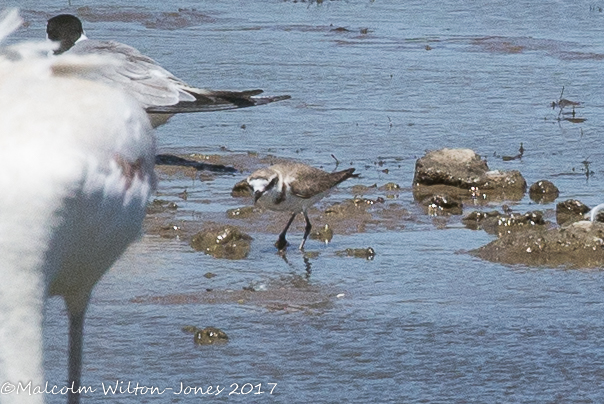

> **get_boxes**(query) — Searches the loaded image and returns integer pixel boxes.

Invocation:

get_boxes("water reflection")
[279,251,313,279]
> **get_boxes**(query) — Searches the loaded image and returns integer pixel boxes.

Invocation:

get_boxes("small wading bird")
[246,162,358,250]
[551,86,581,118]
[0,9,155,404]
[46,14,290,127]
[551,98,581,117]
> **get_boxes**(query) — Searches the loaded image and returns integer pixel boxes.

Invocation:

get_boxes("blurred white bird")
[0,9,155,404]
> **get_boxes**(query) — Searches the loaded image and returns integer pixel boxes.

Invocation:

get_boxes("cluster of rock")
[190,224,253,260]
[413,148,527,212]
[182,326,229,345]
[152,148,602,268]
[413,147,602,268]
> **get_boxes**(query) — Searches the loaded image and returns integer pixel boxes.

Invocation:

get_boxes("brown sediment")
[462,210,547,236]
[471,37,525,54]
[146,152,409,247]
[131,276,344,314]
[145,151,604,269]
[72,7,214,29]
[222,196,409,239]
[470,221,604,269]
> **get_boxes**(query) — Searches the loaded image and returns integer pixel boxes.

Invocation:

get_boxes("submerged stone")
[146,199,178,214]
[462,210,546,235]
[226,206,257,219]
[379,182,401,191]
[190,225,252,259]
[181,325,198,334]
[194,327,229,345]
[336,247,376,260]
[529,180,559,203]
[494,211,545,234]
[351,184,377,195]
[422,194,463,215]
[556,199,590,225]
[231,180,252,197]
[309,224,334,243]
[324,199,373,217]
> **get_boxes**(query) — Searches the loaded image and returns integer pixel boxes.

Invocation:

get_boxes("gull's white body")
[0,9,155,404]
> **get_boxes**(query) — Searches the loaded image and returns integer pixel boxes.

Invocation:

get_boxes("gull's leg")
[66,291,91,404]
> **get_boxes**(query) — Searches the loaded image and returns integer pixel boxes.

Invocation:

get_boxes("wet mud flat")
[145,151,410,249]
[146,148,604,273]
[27,2,604,401]
[411,148,604,269]
[141,151,408,314]
[140,145,604,339]
[132,275,345,315]
[470,221,604,268]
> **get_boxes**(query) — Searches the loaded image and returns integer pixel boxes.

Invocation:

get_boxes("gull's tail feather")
[0,8,21,44]
[587,203,604,222]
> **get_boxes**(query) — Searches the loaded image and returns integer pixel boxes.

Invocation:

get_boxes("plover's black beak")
[253,190,263,203]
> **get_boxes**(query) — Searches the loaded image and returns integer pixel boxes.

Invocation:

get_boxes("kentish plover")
[246,162,358,250]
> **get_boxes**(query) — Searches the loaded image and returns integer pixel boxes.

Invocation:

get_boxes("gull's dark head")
[47,14,84,55]
[246,168,279,203]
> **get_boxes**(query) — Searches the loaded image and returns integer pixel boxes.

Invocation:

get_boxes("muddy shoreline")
[145,148,604,270]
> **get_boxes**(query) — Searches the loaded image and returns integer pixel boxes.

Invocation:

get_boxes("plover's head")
[247,168,279,203]
[47,14,85,55]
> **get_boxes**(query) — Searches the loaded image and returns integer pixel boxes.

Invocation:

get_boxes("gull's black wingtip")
[250,94,291,106]
[146,91,291,114]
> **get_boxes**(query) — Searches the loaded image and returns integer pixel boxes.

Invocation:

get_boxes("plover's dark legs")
[299,210,312,250]
[276,212,297,250]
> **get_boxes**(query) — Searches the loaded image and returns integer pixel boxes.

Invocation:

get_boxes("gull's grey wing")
[67,40,291,113]
[67,39,193,108]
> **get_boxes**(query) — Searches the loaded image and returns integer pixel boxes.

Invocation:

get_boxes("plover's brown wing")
[290,168,357,199]
[557,99,580,108]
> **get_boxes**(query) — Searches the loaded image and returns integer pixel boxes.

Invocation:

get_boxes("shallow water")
[8,0,604,402]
